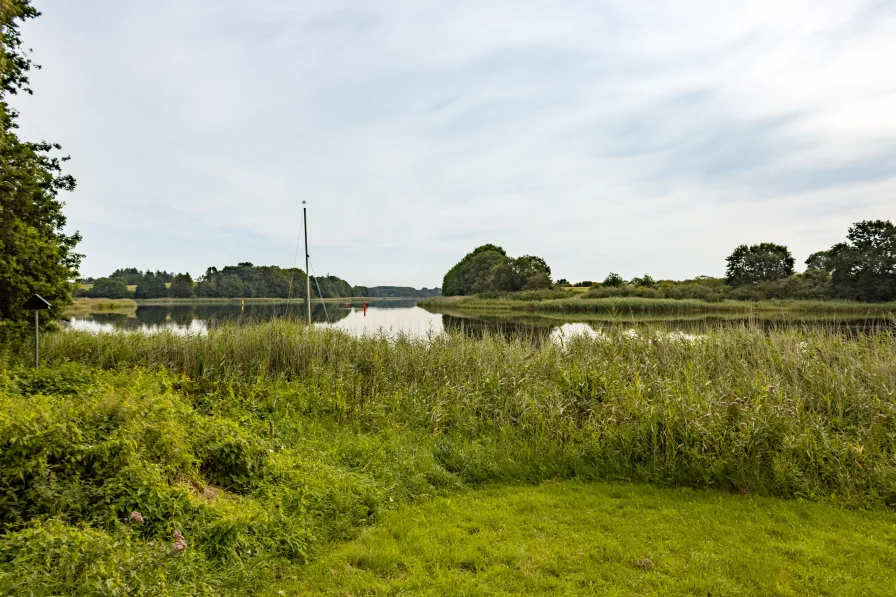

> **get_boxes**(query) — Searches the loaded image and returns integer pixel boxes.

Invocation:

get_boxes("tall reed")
[10,321,896,506]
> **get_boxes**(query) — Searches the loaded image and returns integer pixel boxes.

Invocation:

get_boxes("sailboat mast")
[304,204,311,325]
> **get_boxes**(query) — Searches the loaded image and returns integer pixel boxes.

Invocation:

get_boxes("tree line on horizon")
[77,263,441,300]
[443,219,896,303]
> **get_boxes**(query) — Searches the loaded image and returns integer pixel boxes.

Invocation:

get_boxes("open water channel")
[66,299,894,341]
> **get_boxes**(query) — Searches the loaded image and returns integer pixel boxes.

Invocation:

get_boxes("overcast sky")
[12,0,896,287]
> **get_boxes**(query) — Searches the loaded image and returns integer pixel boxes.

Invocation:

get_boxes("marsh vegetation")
[1,323,894,593]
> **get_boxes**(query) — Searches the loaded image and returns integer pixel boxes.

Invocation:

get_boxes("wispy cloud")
[13,0,896,285]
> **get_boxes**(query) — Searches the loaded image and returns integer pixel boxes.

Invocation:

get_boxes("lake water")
[66,300,894,340]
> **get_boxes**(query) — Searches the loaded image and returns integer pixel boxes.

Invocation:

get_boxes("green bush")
[196,419,269,492]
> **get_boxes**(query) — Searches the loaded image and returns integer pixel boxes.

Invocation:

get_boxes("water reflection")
[68,301,424,336]
[66,301,894,340]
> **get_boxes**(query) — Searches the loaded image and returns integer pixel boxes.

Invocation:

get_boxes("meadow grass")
[293,481,896,596]
[420,295,896,316]
[1,323,894,594]
[65,298,138,315]
[14,322,896,505]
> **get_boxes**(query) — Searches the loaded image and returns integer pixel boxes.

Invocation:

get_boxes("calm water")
[66,300,894,340]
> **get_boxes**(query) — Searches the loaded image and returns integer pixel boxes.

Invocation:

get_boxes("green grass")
[293,481,896,596]
[420,295,896,316]
[11,322,896,507]
[1,323,895,594]
[65,297,138,315]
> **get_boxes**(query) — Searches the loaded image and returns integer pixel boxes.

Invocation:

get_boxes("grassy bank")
[8,322,896,504]
[294,481,896,596]
[421,295,896,316]
[64,298,138,315]
[1,323,894,593]
[66,296,418,313]
[133,297,308,306]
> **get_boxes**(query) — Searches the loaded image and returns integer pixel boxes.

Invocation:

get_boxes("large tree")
[442,244,508,296]
[441,245,554,295]
[0,1,81,333]
[805,251,833,273]
[725,243,794,287]
[135,271,168,299]
[168,273,195,298]
[88,277,129,299]
[828,220,896,302]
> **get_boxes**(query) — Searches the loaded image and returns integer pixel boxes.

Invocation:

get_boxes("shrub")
[196,419,269,492]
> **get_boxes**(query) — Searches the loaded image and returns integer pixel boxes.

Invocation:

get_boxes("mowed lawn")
[289,481,896,597]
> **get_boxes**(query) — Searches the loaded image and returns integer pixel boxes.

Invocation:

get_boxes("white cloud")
[11,0,896,286]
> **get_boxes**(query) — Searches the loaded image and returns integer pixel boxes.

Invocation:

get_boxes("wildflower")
[173,530,188,553]
[635,556,654,570]
[129,511,144,523]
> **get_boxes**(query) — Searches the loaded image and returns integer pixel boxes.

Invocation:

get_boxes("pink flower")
[129,511,144,523]
[172,530,187,553]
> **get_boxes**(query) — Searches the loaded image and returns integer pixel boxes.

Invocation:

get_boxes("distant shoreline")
[66,296,425,313]
[419,295,896,315]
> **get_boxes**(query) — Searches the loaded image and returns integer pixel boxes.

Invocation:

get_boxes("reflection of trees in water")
[134,307,170,325]
[87,312,131,324]
[441,314,555,345]
[170,306,195,325]
[124,303,352,330]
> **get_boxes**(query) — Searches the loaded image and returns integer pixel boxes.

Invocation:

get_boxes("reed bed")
[64,298,138,315]
[420,295,896,315]
[12,321,896,505]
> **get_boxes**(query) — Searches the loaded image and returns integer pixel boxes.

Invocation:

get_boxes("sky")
[11,0,896,287]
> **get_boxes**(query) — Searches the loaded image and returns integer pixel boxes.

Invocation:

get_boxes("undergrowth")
[0,323,894,594]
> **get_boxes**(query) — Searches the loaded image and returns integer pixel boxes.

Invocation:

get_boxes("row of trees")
[354,286,442,298]
[721,220,895,302]
[574,220,895,303]
[446,220,894,303]
[81,263,442,300]
[82,267,177,286]
[80,273,194,299]
[442,245,553,296]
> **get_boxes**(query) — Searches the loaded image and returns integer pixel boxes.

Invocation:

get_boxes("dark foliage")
[805,251,832,273]
[602,273,625,288]
[726,243,795,286]
[88,277,129,299]
[0,1,81,334]
[134,272,168,299]
[829,220,896,302]
[441,246,553,296]
[168,273,195,299]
